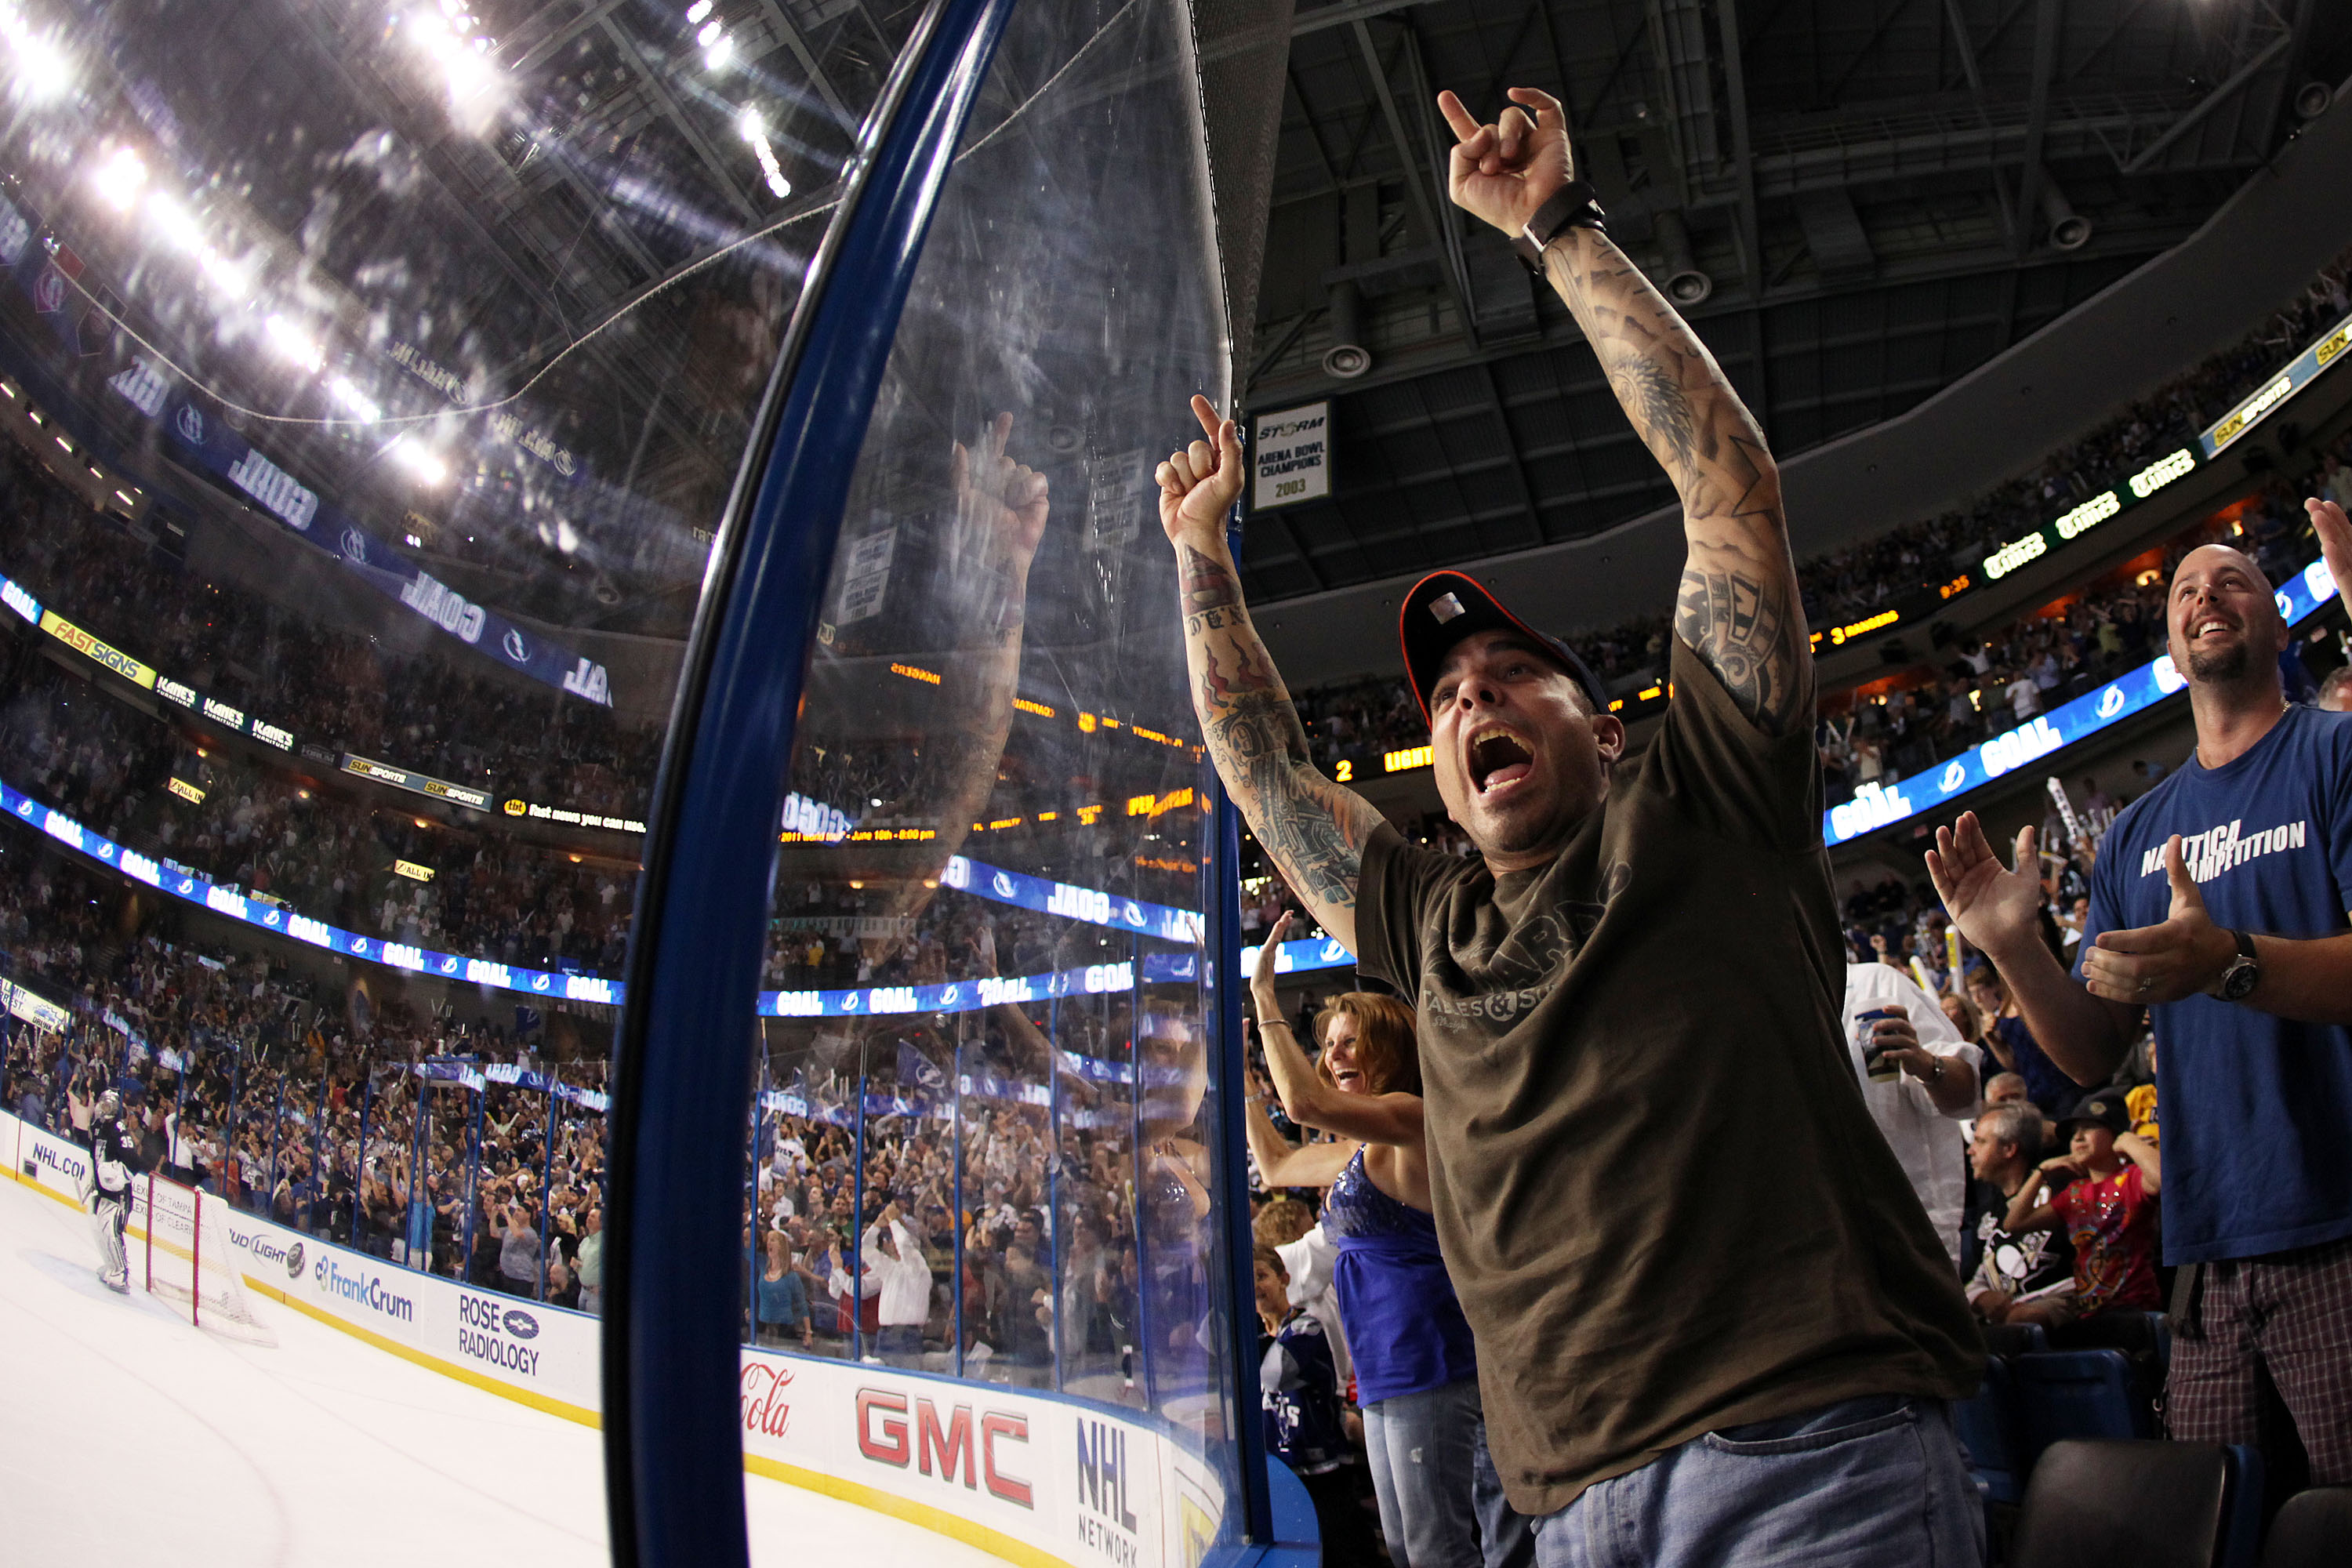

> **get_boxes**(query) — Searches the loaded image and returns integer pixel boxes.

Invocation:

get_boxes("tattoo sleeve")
[1541,231,1812,735]
[1178,542,1384,947]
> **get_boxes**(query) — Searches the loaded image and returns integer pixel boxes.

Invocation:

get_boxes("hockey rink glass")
[0,0,1249,1559]
[739,0,1248,1555]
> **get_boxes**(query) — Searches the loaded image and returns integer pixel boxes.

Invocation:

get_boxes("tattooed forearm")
[1541,227,1810,730]
[1676,563,1806,734]
[1207,695,1382,911]
[1177,542,1381,945]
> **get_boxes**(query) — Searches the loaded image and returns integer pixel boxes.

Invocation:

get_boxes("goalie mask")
[94,1089,122,1121]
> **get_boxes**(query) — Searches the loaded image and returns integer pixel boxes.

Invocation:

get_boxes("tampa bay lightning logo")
[1320,939,1348,963]
[263,909,281,926]
[938,985,959,1005]
[840,993,860,1011]
[1048,972,1071,996]
[503,629,529,662]
[2096,685,2125,720]
[439,955,459,974]
[340,527,368,563]
[532,974,550,991]
[991,872,1015,898]
[176,877,196,895]
[96,844,114,862]
[1123,901,1145,927]
[349,938,369,957]
[32,267,64,312]
[176,405,205,445]
[13,800,30,817]
[1940,760,1968,793]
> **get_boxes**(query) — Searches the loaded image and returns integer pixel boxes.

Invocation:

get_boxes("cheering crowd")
[1171,82,2352,1568]
[1285,243,2352,776]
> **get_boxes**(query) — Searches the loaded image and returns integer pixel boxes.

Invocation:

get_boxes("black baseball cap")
[1398,570,1609,722]
[2056,1091,2130,1137]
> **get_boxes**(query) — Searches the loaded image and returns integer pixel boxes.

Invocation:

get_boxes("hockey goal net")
[142,1174,278,1347]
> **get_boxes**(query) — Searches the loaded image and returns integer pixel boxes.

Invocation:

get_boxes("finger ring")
[2138,979,2151,995]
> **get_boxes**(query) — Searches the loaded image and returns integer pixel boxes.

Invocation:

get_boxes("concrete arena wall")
[1,1108,1229,1568]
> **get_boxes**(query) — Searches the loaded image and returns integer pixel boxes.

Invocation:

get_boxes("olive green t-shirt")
[1356,639,1982,1515]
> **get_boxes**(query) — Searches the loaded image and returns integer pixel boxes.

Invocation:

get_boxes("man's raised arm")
[1157,395,1385,953]
[1438,88,1812,735]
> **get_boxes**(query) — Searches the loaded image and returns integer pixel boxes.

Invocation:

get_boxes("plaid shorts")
[2165,1235,2352,1484]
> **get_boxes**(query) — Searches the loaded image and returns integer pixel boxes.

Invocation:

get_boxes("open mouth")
[1468,728,1535,795]
[2187,613,2239,643]
[1331,1068,1364,1091]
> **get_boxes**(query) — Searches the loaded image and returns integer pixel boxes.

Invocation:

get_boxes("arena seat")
[2010,1440,2252,1568]
[1955,1357,2027,1505]
[2259,1486,2352,1568]
[2015,1348,2152,1452]
[1983,1322,2051,1358]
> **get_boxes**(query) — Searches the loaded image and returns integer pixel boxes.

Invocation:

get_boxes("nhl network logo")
[284,1241,306,1279]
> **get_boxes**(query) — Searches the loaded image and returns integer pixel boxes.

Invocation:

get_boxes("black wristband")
[1512,180,1607,275]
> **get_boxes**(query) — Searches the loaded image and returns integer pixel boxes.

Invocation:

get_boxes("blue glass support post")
[463,1081,482,1281]
[1209,503,1276,1544]
[409,1080,431,1268]
[172,1061,188,1168]
[851,1069,867,1362]
[267,1077,283,1220]
[748,1058,766,1345]
[951,1038,966,1377]
[227,1042,243,1207]
[539,1087,558,1301]
[596,0,1021,1559]
[309,1073,329,1233]
[1047,995,1064,1392]
[1127,931,1155,1411]
[350,1072,372,1244]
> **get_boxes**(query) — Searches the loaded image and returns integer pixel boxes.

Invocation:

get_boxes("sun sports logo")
[2142,818,2309,883]
[456,1291,542,1377]
[314,1254,417,1323]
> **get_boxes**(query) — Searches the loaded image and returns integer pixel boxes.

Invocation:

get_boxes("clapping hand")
[2080,835,2232,1004]
[1925,814,2042,959]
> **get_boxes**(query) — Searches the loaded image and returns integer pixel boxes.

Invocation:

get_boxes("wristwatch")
[2209,930,2260,1002]
[1512,181,1608,275]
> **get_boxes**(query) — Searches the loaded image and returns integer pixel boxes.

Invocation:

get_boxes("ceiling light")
[265,314,325,371]
[686,0,713,20]
[0,4,70,99]
[388,436,449,485]
[328,374,381,422]
[93,146,147,211]
[703,32,733,69]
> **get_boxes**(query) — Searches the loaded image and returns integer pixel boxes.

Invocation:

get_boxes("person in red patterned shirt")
[2000,1091,2164,1328]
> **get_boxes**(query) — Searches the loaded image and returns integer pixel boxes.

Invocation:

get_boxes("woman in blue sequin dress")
[1247,913,1531,1568]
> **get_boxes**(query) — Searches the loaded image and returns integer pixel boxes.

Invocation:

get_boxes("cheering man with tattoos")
[1156,86,1981,1566]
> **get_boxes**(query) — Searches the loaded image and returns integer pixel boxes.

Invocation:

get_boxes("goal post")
[142,1172,278,1348]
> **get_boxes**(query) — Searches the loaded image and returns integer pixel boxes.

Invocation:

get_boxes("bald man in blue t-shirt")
[1929,503,2352,1483]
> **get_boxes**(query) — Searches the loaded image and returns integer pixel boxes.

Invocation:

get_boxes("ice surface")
[0,1176,1009,1566]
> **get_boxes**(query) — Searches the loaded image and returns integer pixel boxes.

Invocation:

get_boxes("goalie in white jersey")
[82,1089,142,1293]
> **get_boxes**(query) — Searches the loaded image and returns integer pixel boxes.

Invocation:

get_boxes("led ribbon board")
[1978,446,2201,585]
[1823,552,2343,846]
[2201,307,2352,457]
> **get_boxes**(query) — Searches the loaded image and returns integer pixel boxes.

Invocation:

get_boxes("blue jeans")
[1363,1377,1536,1568]
[1530,1396,1982,1568]
[874,1324,923,1359]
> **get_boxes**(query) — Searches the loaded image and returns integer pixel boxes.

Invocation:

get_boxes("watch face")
[2223,960,2260,1001]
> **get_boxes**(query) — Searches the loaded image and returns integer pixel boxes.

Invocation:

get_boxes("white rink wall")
[2,1107,1227,1568]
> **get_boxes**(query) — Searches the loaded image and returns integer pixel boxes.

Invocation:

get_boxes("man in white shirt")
[2004,671,2042,723]
[1842,962,1983,1272]
[833,1200,932,1363]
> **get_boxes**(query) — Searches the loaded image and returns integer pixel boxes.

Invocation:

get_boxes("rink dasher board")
[2,1109,1228,1568]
